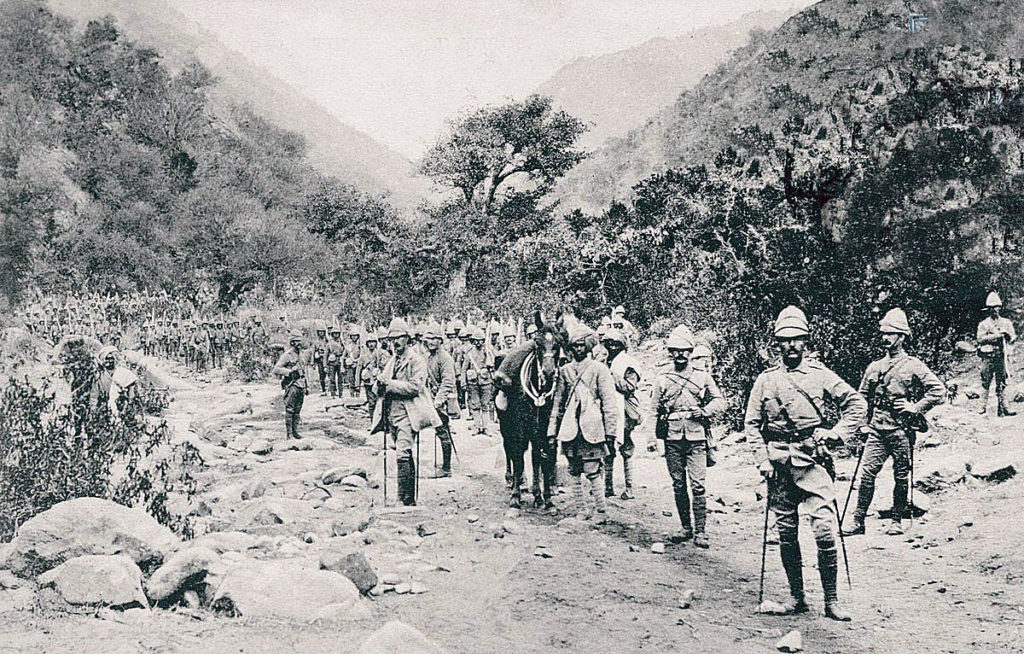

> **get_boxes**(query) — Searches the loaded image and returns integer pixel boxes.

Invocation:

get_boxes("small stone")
[534,547,553,559]
[776,629,802,652]
[302,532,317,544]
[502,521,520,535]
[380,572,402,585]
[504,509,520,519]
[409,581,428,594]
[248,439,273,456]
[340,475,368,490]
[679,589,695,609]
[240,477,270,501]
[662,511,673,517]
[758,600,788,614]
[359,621,445,654]
[394,582,412,595]
[401,535,424,548]
[182,590,201,609]
[467,515,480,524]
[416,523,437,537]
[320,551,377,595]
[651,543,666,554]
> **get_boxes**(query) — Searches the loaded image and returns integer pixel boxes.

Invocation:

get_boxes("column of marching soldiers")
[15,291,1019,623]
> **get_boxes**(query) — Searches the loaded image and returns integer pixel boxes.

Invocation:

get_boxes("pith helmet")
[692,342,713,359]
[450,318,465,332]
[612,305,626,316]
[387,317,411,338]
[986,291,1003,308]
[422,321,444,340]
[667,325,695,350]
[288,329,303,341]
[603,328,627,347]
[879,308,911,336]
[774,306,809,338]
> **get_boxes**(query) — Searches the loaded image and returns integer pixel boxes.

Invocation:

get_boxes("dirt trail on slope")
[1,356,1022,653]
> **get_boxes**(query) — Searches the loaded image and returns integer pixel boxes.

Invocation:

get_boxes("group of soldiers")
[272,295,1014,623]
[17,288,1015,624]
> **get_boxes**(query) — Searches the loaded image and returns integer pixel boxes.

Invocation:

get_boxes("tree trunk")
[448,259,469,299]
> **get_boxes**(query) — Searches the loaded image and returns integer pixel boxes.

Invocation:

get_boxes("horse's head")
[531,312,567,379]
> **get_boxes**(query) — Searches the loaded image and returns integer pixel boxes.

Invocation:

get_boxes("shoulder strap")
[775,369,825,424]
[663,371,703,406]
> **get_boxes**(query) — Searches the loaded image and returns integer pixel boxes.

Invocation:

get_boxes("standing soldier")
[327,326,344,398]
[652,325,727,548]
[602,328,645,500]
[423,321,458,478]
[343,325,362,399]
[273,330,308,440]
[373,318,441,506]
[359,330,387,408]
[745,306,866,621]
[313,324,329,396]
[548,323,618,523]
[843,308,945,537]
[448,319,467,409]
[977,291,1017,416]
[462,326,494,435]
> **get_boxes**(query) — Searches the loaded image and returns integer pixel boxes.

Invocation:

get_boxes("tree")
[420,94,587,214]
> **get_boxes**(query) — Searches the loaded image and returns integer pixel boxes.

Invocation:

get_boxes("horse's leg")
[530,436,544,507]
[542,437,558,511]
[511,444,526,509]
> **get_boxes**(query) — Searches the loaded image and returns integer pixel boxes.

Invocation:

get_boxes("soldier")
[843,308,945,537]
[359,330,387,408]
[602,328,645,500]
[690,342,714,372]
[652,325,727,548]
[91,345,139,418]
[273,330,308,440]
[611,306,640,348]
[462,326,494,435]
[449,319,467,407]
[343,325,362,399]
[548,323,618,523]
[313,324,329,396]
[327,327,344,397]
[977,291,1017,416]
[373,318,441,506]
[423,321,458,477]
[745,306,866,621]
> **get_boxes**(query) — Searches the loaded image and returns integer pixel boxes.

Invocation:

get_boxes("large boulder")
[320,550,377,594]
[145,547,222,603]
[915,452,971,493]
[4,498,179,578]
[360,621,447,653]
[211,559,358,621]
[38,555,148,608]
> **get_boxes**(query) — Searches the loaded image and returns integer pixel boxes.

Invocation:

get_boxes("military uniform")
[461,332,494,434]
[977,292,1016,415]
[846,309,945,535]
[744,306,866,620]
[424,321,459,477]
[273,333,308,440]
[327,330,344,397]
[655,325,727,544]
[604,328,648,500]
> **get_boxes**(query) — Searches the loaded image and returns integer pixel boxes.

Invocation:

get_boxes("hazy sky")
[167,0,812,158]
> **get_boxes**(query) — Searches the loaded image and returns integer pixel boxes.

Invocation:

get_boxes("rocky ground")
[1,352,1023,653]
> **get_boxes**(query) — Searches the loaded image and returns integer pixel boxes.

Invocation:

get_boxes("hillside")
[536,10,798,151]
[554,0,1024,213]
[46,0,427,207]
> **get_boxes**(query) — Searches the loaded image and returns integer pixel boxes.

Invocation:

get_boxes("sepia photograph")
[0,0,1022,651]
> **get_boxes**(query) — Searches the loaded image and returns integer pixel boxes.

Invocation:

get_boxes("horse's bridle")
[521,351,555,407]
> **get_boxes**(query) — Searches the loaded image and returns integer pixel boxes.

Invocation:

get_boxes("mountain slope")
[46,0,426,206]
[554,0,1024,213]
[536,9,798,151]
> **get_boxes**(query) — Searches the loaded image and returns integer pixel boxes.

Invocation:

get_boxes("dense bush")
[0,368,200,541]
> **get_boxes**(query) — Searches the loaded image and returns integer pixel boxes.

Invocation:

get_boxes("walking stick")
[759,477,771,605]
[382,430,388,507]
[833,498,852,590]
[840,437,868,525]
[908,439,915,528]
[416,432,420,502]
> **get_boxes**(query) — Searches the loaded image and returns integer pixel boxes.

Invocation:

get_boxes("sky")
[167,0,812,159]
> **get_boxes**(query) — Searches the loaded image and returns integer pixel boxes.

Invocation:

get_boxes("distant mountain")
[536,10,797,151]
[47,0,427,206]
[553,0,1024,214]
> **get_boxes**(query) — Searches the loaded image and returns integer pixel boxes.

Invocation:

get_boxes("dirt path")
[2,357,1022,653]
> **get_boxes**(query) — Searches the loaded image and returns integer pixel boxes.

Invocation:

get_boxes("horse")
[494,313,567,511]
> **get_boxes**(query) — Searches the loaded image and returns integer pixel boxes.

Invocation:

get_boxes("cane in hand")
[382,430,388,507]
[833,498,852,590]
[759,475,772,605]
[416,432,420,503]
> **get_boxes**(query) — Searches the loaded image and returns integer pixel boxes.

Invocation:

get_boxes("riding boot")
[620,457,635,500]
[604,455,615,498]
[674,487,692,535]
[692,493,708,548]
[572,475,587,519]
[998,391,1016,417]
[589,473,606,523]
[844,482,874,535]
[396,458,410,506]
[779,541,808,612]
[892,474,909,523]
[440,438,453,475]
[290,412,301,439]
[818,540,851,621]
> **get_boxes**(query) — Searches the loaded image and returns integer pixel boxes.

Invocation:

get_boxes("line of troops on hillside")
[11,291,1018,622]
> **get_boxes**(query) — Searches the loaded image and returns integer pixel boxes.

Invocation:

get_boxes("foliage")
[0,357,200,540]
[227,338,272,383]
